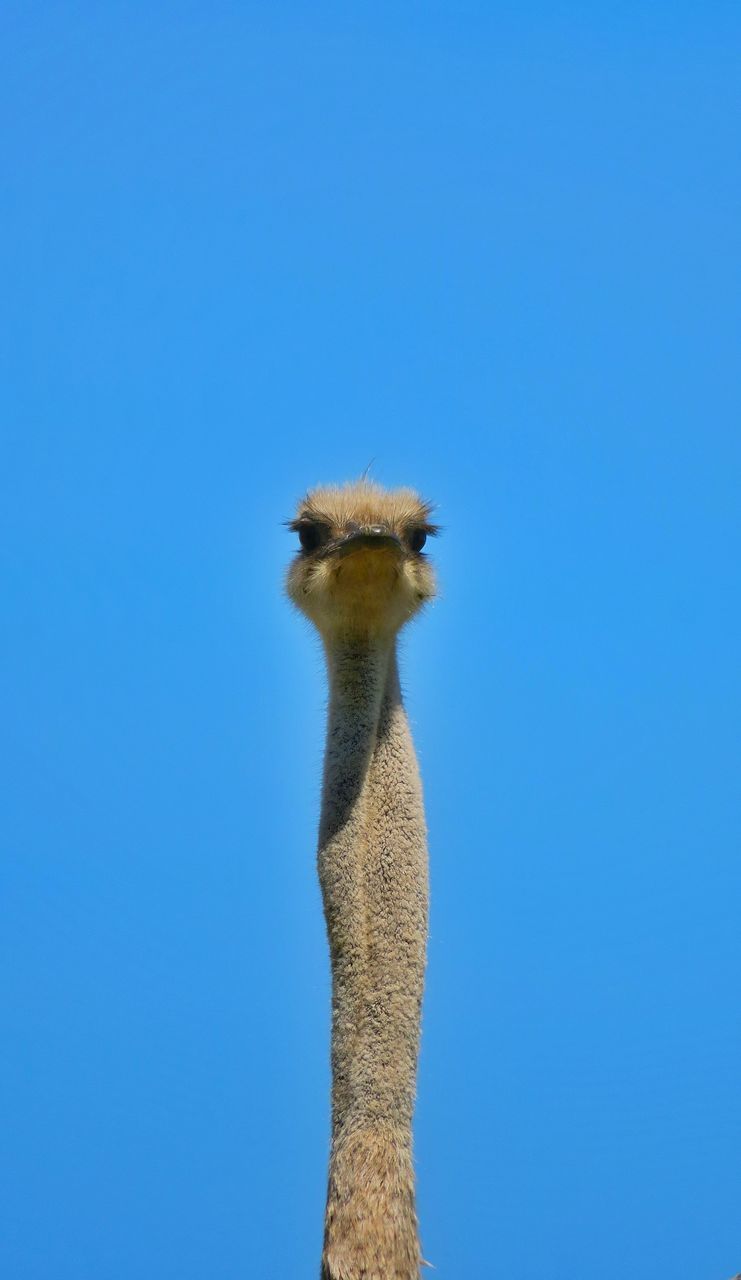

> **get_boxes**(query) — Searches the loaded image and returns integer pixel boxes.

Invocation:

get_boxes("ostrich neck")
[318,634,428,1277]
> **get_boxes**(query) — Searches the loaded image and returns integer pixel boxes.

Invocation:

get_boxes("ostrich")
[286,479,438,1280]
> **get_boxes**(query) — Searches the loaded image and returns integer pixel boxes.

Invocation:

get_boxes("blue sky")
[2,4,740,1277]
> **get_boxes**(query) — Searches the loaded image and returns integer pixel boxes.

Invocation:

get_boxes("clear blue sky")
[2,4,740,1277]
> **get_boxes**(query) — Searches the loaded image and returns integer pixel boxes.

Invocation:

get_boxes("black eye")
[409,528,427,553]
[298,522,325,553]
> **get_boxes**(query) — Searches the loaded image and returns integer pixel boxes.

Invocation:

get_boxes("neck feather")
[318,634,428,1279]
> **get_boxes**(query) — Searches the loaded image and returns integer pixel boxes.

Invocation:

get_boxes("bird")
[286,478,439,1280]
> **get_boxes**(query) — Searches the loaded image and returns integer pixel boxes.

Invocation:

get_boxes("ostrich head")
[286,480,438,640]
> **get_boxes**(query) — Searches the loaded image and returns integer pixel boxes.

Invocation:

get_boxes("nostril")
[368,525,386,536]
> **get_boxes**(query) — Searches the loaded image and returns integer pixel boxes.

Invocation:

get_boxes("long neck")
[319,636,428,1280]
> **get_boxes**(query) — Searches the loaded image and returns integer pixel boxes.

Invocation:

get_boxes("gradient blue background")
[2,4,740,1277]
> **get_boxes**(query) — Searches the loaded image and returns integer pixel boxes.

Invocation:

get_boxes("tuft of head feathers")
[289,480,438,538]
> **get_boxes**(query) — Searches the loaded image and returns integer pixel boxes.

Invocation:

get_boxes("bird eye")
[409,528,427,553]
[298,522,325,553]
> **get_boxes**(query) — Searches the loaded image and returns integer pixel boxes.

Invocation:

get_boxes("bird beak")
[333,528,404,559]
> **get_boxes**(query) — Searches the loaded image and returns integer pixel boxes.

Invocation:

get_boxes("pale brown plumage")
[286,479,438,1280]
